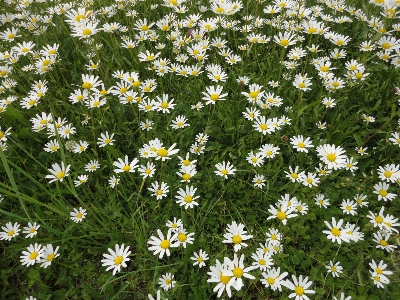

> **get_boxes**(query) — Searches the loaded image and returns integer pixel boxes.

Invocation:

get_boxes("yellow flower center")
[298,83,306,88]
[157,148,168,157]
[249,91,259,98]
[220,274,231,284]
[114,256,123,265]
[157,190,163,196]
[277,211,286,220]
[280,39,289,46]
[47,253,55,261]
[326,154,336,162]
[260,124,268,130]
[233,267,244,278]
[122,165,131,172]
[182,159,191,166]
[380,240,387,246]
[267,277,275,285]
[259,259,266,265]
[376,268,383,274]
[331,227,340,236]
[82,82,93,89]
[210,94,219,101]
[56,171,65,179]
[295,286,304,295]
[76,213,83,218]
[82,29,92,36]
[197,257,203,262]
[141,25,148,31]
[184,195,193,203]
[7,230,14,236]
[384,171,392,178]
[331,266,337,272]
[30,228,36,233]
[232,235,242,244]
[29,252,38,260]
[379,190,388,197]
[221,169,228,175]
[160,240,170,249]
[178,233,187,242]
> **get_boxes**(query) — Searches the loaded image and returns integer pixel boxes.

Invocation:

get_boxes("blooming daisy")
[290,135,314,153]
[45,162,71,183]
[222,221,253,252]
[373,231,397,252]
[166,217,183,233]
[148,181,169,200]
[224,254,256,292]
[38,244,60,268]
[70,207,87,223]
[340,199,358,216]
[253,174,266,188]
[316,144,347,170]
[191,249,209,268]
[322,217,350,244]
[251,251,273,271]
[207,258,233,298]
[285,275,316,300]
[20,243,43,267]
[158,273,176,291]
[85,159,100,172]
[175,185,200,209]
[267,202,298,225]
[101,244,131,275]
[373,182,397,201]
[22,222,40,238]
[147,229,179,259]
[260,267,288,291]
[113,155,139,173]
[0,222,20,241]
[326,261,343,277]
[202,85,228,105]
[215,161,236,179]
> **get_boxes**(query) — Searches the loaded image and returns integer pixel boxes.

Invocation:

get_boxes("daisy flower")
[377,164,400,183]
[20,243,43,267]
[70,207,87,223]
[322,217,350,244]
[298,172,320,188]
[155,143,180,161]
[225,254,257,292]
[85,159,100,172]
[207,258,234,298]
[175,185,200,209]
[74,175,89,187]
[38,244,60,268]
[326,261,343,277]
[285,166,302,183]
[373,182,397,201]
[148,181,169,200]
[202,85,228,105]
[293,73,313,91]
[0,222,20,241]
[176,226,195,248]
[147,229,179,259]
[171,115,190,129]
[246,151,264,167]
[340,199,358,216]
[45,162,71,183]
[22,222,40,238]
[215,161,236,179]
[222,221,253,252]
[113,155,139,173]
[166,217,183,233]
[260,267,288,291]
[369,259,393,289]
[109,175,120,188]
[267,202,298,225]
[191,249,209,268]
[290,135,314,153]
[373,231,397,252]
[155,94,176,113]
[315,194,330,208]
[253,116,274,135]
[251,252,273,271]
[253,174,266,188]
[81,74,103,91]
[158,273,176,291]
[138,162,156,178]
[101,244,131,275]
[316,144,347,170]
[285,275,316,300]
